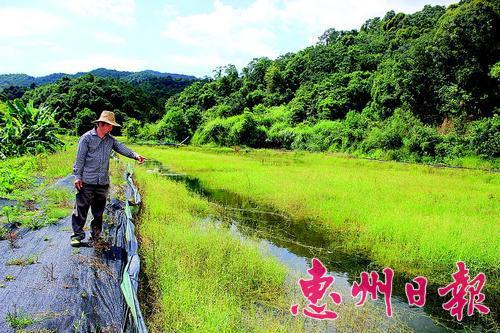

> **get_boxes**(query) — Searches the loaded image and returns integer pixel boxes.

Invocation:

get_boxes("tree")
[75,108,97,135]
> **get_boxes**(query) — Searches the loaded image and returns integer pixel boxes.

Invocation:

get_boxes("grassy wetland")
[1,141,497,331]
[134,160,412,332]
[133,145,499,286]
[129,144,499,331]
[1,1,499,330]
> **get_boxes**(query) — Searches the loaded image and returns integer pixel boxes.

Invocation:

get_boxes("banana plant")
[0,100,63,158]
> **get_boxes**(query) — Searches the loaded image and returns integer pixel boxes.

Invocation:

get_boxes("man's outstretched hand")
[136,155,146,164]
[74,179,84,190]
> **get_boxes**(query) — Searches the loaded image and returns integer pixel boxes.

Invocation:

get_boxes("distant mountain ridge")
[0,68,197,88]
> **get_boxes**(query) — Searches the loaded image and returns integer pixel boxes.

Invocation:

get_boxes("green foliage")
[227,112,266,147]
[156,107,188,141]
[266,122,296,148]
[74,107,96,135]
[22,73,194,129]
[6,254,39,266]
[362,109,443,161]
[0,225,7,240]
[490,61,500,79]
[130,1,499,163]
[0,146,76,235]
[5,307,36,329]
[0,68,195,89]
[192,117,228,146]
[0,100,63,158]
[193,112,266,147]
[0,74,35,88]
[0,157,38,195]
[137,123,159,142]
[0,85,30,101]
[468,116,500,158]
[123,117,142,141]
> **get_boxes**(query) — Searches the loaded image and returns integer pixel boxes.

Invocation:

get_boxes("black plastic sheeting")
[0,170,147,332]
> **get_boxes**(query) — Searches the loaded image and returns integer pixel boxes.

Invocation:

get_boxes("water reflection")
[142,159,495,332]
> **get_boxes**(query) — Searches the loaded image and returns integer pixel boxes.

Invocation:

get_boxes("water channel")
[142,160,495,332]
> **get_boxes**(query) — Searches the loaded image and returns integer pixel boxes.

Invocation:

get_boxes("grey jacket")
[73,128,138,185]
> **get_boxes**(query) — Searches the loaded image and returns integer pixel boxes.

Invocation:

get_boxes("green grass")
[5,307,36,329]
[132,145,499,288]
[134,165,409,332]
[0,140,76,229]
[0,140,76,199]
[135,168,297,332]
[4,275,15,281]
[6,254,39,266]
[0,224,7,239]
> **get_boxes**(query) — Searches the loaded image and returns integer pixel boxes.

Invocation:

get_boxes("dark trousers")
[71,184,109,240]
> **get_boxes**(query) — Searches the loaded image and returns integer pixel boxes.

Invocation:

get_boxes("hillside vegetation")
[20,74,194,135]
[0,1,498,166]
[130,0,499,164]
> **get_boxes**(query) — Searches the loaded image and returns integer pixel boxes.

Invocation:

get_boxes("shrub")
[0,157,38,195]
[74,107,96,135]
[192,117,230,146]
[291,125,313,150]
[255,105,292,127]
[468,116,499,158]
[193,113,266,147]
[434,133,469,159]
[137,123,159,142]
[266,122,296,149]
[404,124,441,158]
[342,111,371,151]
[156,106,190,142]
[362,109,418,153]
[227,112,266,147]
[123,117,142,141]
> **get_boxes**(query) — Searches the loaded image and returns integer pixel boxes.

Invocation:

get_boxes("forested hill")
[16,74,196,135]
[0,68,196,88]
[128,0,498,163]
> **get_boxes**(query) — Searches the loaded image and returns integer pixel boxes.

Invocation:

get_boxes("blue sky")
[0,0,458,78]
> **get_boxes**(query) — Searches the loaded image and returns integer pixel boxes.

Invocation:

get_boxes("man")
[71,110,145,247]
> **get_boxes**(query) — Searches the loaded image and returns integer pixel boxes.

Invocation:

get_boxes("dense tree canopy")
[130,0,499,162]
[19,74,193,134]
[2,0,497,163]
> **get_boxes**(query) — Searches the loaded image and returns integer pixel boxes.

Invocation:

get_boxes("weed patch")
[6,254,39,267]
[5,306,36,329]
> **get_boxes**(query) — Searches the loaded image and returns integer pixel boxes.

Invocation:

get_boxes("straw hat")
[92,110,121,127]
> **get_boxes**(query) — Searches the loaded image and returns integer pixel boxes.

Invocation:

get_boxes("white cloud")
[162,4,179,18]
[278,0,452,38]
[42,54,147,74]
[161,0,458,72]
[52,0,136,26]
[0,46,21,57]
[162,0,280,71]
[95,31,127,45]
[24,41,65,53]
[164,53,245,72]
[0,8,68,37]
